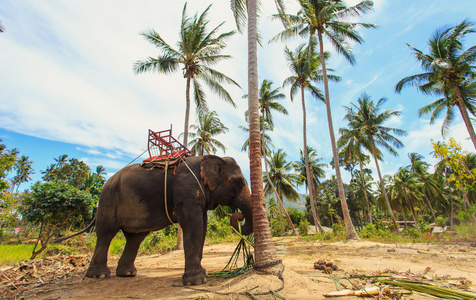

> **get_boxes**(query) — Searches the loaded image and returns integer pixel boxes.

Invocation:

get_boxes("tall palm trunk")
[309,180,324,232]
[317,29,358,240]
[358,153,373,224]
[370,139,399,235]
[176,73,193,251]
[262,113,297,235]
[453,83,476,150]
[300,86,323,233]
[248,0,280,267]
[405,197,421,232]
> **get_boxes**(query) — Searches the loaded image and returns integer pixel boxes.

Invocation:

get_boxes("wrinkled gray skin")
[86,155,253,286]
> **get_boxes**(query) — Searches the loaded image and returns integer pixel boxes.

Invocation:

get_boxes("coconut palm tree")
[283,39,340,234]
[263,149,301,235]
[12,155,34,193]
[338,126,375,224]
[134,3,239,148]
[294,146,326,232]
[272,0,376,240]
[395,20,476,150]
[344,93,407,234]
[135,4,238,250]
[389,167,424,232]
[239,117,274,154]
[237,0,285,269]
[183,110,229,156]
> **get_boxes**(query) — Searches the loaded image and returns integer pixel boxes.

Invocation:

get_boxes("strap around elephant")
[164,160,175,224]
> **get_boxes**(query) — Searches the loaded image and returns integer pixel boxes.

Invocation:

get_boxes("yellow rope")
[164,160,175,224]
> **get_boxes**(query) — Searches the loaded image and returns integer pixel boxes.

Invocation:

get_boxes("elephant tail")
[53,218,96,243]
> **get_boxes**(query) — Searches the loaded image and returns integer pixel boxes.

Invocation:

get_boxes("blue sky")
[1,0,476,192]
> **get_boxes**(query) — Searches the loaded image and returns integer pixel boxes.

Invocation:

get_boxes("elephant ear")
[200,155,226,191]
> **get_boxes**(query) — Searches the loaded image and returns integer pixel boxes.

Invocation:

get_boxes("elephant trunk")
[230,186,253,236]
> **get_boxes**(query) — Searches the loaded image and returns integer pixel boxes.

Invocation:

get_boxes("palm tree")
[283,39,340,234]
[344,93,407,234]
[12,155,34,193]
[183,110,229,156]
[0,21,4,33]
[54,154,69,168]
[239,116,274,154]
[273,0,376,240]
[389,168,424,232]
[338,123,376,224]
[234,0,285,270]
[294,146,326,232]
[263,149,301,234]
[135,4,238,250]
[134,3,239,148]
[395,20,476,150]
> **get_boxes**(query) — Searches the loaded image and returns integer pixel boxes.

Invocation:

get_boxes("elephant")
[82,155,253,286]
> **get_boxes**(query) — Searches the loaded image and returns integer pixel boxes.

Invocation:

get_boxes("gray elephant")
[73,155,253,286]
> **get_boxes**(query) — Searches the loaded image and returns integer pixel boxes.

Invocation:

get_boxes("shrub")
[298,219,310,236]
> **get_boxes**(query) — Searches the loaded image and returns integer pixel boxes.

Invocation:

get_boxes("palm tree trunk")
[309,181,324,233]
[370,139,400,235]
[317,30,358,240]
[177,71,193,251]
[248,0,280,268]
[262,113,296,235]
[358,153,373,224]
[406,198,421,232]
[453,83,476,151]
[300,85,322,234]
[423,194,437,224]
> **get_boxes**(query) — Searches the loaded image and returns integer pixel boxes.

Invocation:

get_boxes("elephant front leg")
[181,212,208,286]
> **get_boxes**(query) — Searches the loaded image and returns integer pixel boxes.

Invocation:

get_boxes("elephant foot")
[86,264,111,279]
[116,264,137,277]
[182,267,207,286]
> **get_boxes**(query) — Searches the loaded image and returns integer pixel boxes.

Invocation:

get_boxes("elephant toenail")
[99,274,106,279]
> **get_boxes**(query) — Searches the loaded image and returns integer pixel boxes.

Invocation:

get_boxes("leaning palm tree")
[183,110,229,156]
[263,149,301,235]
[344,93,407,234]
[294,146,326,232]
[134,3,239,148]
[273,0,376,240]
[283,39,340,234]
[395,20,476,150]
[135,4,238,250]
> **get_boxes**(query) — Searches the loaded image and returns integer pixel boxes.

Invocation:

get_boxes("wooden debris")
[0,254,90,299]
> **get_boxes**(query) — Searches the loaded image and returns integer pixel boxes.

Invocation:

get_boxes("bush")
[298,219,310,236]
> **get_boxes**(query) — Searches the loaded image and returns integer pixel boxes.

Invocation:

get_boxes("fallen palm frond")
[374,279,476,300]
[209,227,254,279]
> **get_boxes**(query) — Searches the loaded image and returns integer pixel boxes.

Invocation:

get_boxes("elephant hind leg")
[86,228,118,278]
[116,231,149,277]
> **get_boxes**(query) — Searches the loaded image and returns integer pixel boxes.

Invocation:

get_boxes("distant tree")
[12,155,34,193]
[21,181,94,259]
[0,140,16,193]
[42,157,90,188]
[183,110,229,156]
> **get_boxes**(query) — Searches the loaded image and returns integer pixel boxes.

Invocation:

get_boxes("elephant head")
[200,155,253,235]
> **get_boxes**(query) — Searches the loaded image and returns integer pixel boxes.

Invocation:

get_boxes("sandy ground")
[5,237,476,299]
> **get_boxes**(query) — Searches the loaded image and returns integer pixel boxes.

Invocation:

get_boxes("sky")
[1,0,476,192]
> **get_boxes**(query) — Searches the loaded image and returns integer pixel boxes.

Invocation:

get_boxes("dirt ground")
[2,237,476,299]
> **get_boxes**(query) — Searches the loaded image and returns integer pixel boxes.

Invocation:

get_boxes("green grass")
[0,243,35,267]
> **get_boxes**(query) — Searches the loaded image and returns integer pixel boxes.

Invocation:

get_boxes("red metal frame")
[146,128,194,161]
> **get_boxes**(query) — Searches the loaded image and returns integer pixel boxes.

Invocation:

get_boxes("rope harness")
[141,156,206,224]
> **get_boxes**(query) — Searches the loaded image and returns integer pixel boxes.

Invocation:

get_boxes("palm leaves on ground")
[184,110,229,156]
[274,0,376,240]
[134,3,239,147]
[343,93,407,234]
[395,20,476,149]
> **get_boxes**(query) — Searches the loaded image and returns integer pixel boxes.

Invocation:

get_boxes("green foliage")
[42,157,91,188]
[22,181,94,226]
[207,215,235,243]
[0,140,16,193]
[406,228,420,239]
[454,222,476,239]
[298,219,310,236]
